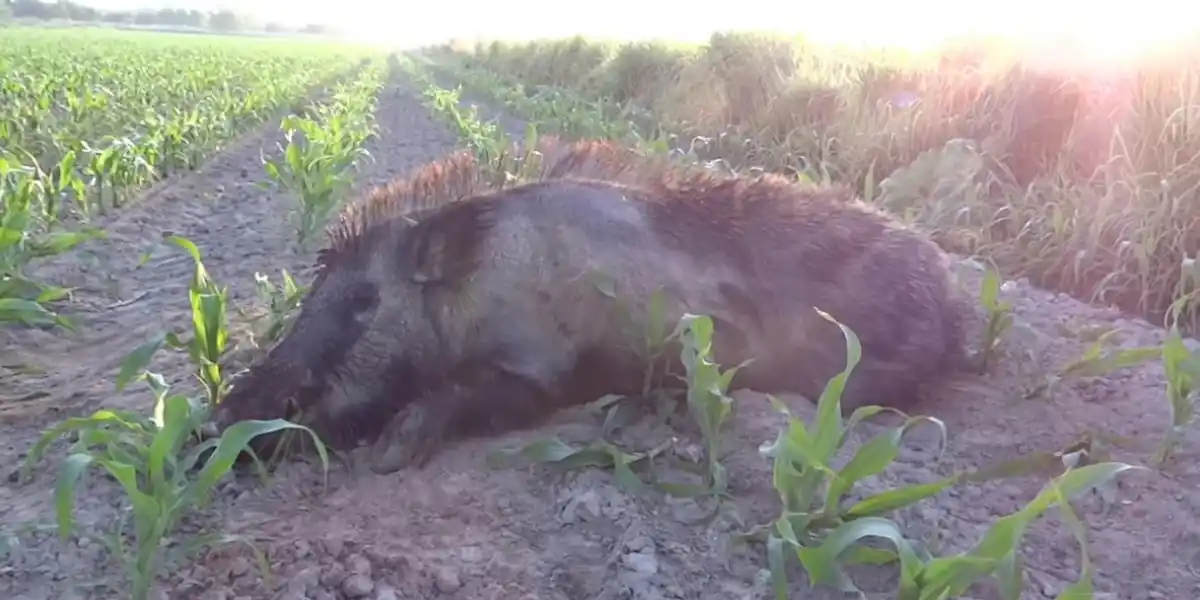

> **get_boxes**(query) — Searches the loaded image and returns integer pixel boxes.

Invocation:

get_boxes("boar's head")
[211,202,493,458]
[209,150,506,457]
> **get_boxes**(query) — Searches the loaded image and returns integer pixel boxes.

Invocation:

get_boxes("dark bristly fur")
[211,135,973,473]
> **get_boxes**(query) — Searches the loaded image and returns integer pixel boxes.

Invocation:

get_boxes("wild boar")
[211,136,972,474]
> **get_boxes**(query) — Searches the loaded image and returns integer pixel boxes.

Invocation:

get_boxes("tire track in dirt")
[3,68,1199,600]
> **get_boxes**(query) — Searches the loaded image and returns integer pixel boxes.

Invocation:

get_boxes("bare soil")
[2,71,1199,600]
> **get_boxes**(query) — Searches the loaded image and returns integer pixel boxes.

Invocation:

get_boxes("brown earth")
[1,70,1198,600]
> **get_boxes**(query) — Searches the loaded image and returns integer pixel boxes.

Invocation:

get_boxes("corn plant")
[421,83,517,166]
[753,309,1143,599]
[1,27,377,224]
[976,265,1014,372]
[0,153,101,329]
[244,268,307,348]
[115,236,230,407]
[1152,296,1200,464]
[18,235,329,600]
[1024,328,1162,402]
[262,63,383,246]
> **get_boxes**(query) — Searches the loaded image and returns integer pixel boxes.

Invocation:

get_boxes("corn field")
[0,27,374,329]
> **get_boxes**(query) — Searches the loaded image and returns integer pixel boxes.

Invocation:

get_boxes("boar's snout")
[209,363,315,434]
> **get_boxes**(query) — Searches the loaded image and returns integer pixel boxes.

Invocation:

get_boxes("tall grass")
[430,33,1200,333]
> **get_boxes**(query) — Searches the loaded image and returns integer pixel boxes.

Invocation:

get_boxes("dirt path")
[3,70,1200,600]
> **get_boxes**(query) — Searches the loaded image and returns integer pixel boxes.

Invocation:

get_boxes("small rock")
[676,444,703,463]
[341,574,375,598]
[560,490,602,524]
[347,553,372,577]
[284,566,320,595]
[374,585,400,600]
[229,557,251,578]
[231,574,257,590]
[434,566,462,593]
[664,496,707,522]
[625,536,654,552]
[459,546,482,563]
[621,551,658,576]
[322,537,345,558]
[320,563,348,588]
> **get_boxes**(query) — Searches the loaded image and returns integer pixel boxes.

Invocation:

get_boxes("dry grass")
[432,32,1200,332]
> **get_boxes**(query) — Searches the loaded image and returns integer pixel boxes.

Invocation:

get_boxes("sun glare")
[333,0,1200,72]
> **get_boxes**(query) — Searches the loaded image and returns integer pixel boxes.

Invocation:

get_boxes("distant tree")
[7,1,247,31]
[300,23,327,35]
[12,0,57,19]
[99,10,132,24]
[186,8,205,28]
[65,1,95,21]
[208,9,239,31]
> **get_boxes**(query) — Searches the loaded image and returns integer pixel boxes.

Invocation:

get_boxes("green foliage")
[0,150,99,330]
[115,236,230,406]
[262,60,384,246]
[245,268,306,348]
[0,28,376,334]
[976,264,1014,371]
[1154,297,1200,464]
[20,235,329,600]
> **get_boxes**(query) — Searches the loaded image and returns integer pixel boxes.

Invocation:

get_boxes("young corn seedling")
[262,114,369,247]
[588,275,744,502]
[976,264,1014,372]
[19,236,329,600]
[0,154,101,330]
[484,307,745,508]
[116,236,230,406]
[899,459,1144,600]
[585,272,676,409]
[653,313,751,510]
[421,83,513,165]
[1028,328,1160,401]
[240,268,306,349]
[1153,296,1200,464]
[752,308,952,596]
[262,64,380,249]
[754,309,1144,599]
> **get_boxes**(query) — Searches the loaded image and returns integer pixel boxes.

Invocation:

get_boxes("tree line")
[2,0,337,35]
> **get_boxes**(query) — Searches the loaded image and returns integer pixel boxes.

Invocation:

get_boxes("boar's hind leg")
[366,367,556,475]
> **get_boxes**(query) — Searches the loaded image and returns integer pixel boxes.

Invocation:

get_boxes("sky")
[78,0,1200,60]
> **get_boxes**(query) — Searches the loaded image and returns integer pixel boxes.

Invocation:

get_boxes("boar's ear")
[408,200,494,285]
